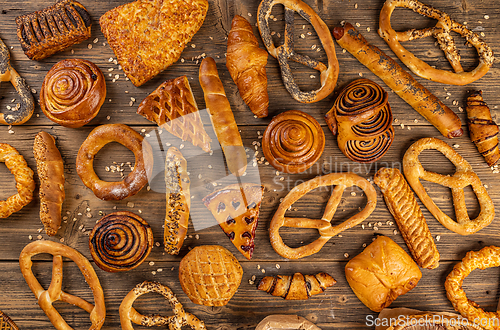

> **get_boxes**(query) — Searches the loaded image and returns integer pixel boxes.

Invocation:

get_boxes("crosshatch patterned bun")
[179,245,243,307]
[89,211,154,272]
[0,310,19,330]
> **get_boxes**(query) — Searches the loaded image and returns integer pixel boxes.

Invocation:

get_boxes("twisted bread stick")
[374,167,440,269]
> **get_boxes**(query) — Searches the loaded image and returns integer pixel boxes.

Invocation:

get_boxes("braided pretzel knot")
[403,137,494,235]
[19,240,106,330]
[120,281,206,330]
[379,0,494,85]
[257,0,338,103]
[445,246,500,330]
[0,38,34,125]
[270,173,377,259]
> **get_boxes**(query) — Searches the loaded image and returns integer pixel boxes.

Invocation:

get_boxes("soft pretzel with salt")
[379,0,494,85]
[403,137,494,235]
[269,172,377,259]
[257,0,338,103]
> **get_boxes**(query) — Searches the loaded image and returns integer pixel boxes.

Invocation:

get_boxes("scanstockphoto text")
[365,314,500,328]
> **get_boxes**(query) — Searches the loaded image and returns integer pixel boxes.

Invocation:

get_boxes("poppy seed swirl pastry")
[262,110,325,174]
[325,79,394,163]
[89,211,154,272]
[40,59,106,128]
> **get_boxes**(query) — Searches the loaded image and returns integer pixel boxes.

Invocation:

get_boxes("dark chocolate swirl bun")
[89,211,153,272]
[325,79,394,163]
[262,110,325,174]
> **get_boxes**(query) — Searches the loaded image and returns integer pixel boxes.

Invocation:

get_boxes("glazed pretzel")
[120,281,206,330]
[269,172,377,259]
[19,240,106,330]
[257,0,338,103]
[403,137,494,235]
[0,37,34,125]
[379,0,494,85]
[445,246,500,330]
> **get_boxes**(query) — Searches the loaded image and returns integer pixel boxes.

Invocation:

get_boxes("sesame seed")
[87,44,92,49]
[149,261,155,266]
[127,202,134,208]
[300,34,305,38]
[367,27,370,32]
[93,38,98,43]
[344,253,349,258]
[355,22,361,27]
[248,12,252,17]
[484,15,489,19]
[350,191,356,196]
[261,269,265,273]
[453,144,459,148]
[436,235,441,241]
[28,235,32,240]
[191,44,196,48]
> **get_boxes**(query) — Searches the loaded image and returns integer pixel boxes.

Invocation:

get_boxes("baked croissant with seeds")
[466,91,500,167]
[258,272,336,300]
[226,15,269,118]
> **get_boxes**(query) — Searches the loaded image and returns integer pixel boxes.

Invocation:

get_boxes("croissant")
[226,15,269,118]
[466,90,500,167]
[258,272,336,300]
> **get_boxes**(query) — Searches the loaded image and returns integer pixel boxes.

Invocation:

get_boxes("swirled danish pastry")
[89,211,154,272]
[40,59,106,128]
[326,78,394,163]
[262,110,325,174]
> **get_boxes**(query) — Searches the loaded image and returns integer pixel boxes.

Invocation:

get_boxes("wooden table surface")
[1,0,500,329]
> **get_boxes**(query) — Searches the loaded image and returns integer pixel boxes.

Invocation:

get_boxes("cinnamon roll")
[263,110,325,174]
[40,59,106,128]
[89,211,154,272]
[325,79,394,163]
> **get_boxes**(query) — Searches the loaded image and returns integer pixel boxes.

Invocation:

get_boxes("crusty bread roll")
[255,315,322,330]
[33,132,65,236]
[345,236,422,312]
[199,57,247,177]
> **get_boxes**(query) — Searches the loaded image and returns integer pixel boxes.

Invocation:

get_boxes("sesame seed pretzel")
[379,0,494,85]
[403,137,495,235]
[257,0,338,103]
[445,246,500,330]
[269,173,377,259]
[119,281,206,330]
[19,240,106,330]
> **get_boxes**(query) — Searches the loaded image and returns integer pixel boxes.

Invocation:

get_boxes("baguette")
[164,147,190,255]
[374,167,440,269]
[33,132,65,236]
[199,57,247,177]
[332,22,462,139]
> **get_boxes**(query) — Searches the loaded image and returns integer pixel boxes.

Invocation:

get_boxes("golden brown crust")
[226,15,269,118]
[257,0,338,103]
[379,0,494,85]
[345,236,422,312]
[137,76,211,153]
[255,315,322,330]
[326,79,394,163]
[33,132,65,236]
[76,124,153,201]
[466,90,500,167]
[269,172,377,259]
[445,246,500,330]
[263,110,325,174]
[120,281,206,330]
[16,0,91,61]
[0,310,20,330]
[333,22,463,139]
[179,245,243,307]
[202,183,264,260]
[89,211,154,272]
[403,137,495,235]
[164,147,190,255]
[40,59,106,128]
[0,38,35,125]
[374,167,440,269]
[258,272,336,300]
[199,57,247,177]
[100,0,208,87]
[19,240,106,330]
[0,144,35,218]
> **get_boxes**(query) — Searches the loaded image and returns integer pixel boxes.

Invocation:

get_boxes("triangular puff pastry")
[203,183,264,259]
[100,0,208,86]
[137,76,211,152]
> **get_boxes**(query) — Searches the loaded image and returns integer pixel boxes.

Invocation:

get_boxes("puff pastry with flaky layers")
[100,0,208,87]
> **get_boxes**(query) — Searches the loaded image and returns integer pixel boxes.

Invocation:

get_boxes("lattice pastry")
[203,183,264,260]
[325,78,394,163]
[179,245,243,307]
[16,0,91,60]
[0,310,19,330]
[138,76,211,152]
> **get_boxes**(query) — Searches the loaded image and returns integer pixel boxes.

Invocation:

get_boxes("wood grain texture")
[0,0,499,329]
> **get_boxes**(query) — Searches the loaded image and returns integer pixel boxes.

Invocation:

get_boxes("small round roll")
[40,58,106,128]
